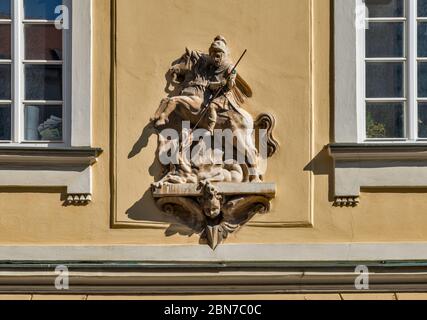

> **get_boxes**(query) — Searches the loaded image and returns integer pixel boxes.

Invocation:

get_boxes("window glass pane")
[366,22,404,58]
[0,0,10,19]
[25,65,62,100]
[25,24,62,60]
[366,0,404,18]
[419,62,427,98]
[419,0,427,17]
[366,62,404,98]
[0,105,10,140]
[0,24,10,59]
[0,64,11,100]
[24,0,62,20]
[418,103,427,138]
[419,23,427,57]
[24,105,62,141]
[366,103,404,138]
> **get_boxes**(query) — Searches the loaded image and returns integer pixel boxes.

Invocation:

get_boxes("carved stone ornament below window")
[150,36,278,249]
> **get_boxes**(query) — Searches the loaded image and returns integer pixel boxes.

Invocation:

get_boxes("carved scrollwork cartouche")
[153,182,273,249]
[255,113,279,158]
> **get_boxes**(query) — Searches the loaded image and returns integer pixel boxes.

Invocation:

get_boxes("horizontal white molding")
[1,268,427,294]
[2,243,427,262]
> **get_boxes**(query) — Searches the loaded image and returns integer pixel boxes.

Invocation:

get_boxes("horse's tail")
[254,113,279,158]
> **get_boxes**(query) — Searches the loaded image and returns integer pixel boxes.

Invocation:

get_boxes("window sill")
[329,143,427,161]
[0,147,103,205]
[328,143,427,206]
[0,147,102,165]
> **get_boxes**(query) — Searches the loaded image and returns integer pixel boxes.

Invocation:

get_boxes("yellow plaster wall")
[114,0,313,227]
[0,0,427,245]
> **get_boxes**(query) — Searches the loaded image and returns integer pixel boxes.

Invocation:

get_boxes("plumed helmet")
[209,35,229,55]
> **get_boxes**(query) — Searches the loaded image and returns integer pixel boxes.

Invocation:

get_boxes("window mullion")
[12,0,23,143]
[408,0,418,141]
[357,0,366,143]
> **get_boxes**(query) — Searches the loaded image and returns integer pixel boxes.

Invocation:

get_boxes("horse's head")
[169,48,195,84]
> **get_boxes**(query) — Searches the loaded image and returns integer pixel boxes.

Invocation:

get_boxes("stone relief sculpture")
[150,36,278,249]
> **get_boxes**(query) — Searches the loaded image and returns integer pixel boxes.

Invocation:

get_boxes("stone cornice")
[0,147,103,166]
[0,262,426,294]
[329,143,427,161]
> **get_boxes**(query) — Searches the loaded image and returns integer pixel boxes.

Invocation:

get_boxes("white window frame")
[336,0,426,143]
[0,0,96,203]
[0,0,91,147]
[332,0,427,203]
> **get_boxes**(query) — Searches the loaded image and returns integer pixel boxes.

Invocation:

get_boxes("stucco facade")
[1,0,427,299]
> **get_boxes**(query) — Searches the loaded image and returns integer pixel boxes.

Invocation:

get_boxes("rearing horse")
[152,49,262,182]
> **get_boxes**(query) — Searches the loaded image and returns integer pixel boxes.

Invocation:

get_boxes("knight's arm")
[226,67,237,90]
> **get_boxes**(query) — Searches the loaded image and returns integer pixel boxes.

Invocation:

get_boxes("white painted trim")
[70,0,92,147]
[2,243,427,262]
[335,0,424,142]
[334,159,427,197]
[409,0,418,140]
[0,1,95,198]
[0,166,91,194]
[334,0,359,143]
[332,1,427,199]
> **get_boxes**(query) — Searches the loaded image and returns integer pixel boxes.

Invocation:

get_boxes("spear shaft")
[192,49,248,131]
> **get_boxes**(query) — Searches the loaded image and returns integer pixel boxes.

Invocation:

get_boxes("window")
[0,0,69,146]
[361,0,427,141]
[332,0,427,204]
[0,0,98,204]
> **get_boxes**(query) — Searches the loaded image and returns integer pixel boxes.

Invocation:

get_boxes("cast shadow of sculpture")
[126,66,205,238]
[128,67,183,161]
[303,146,335,203]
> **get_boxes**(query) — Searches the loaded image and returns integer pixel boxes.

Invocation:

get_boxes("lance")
[179,49,248,158]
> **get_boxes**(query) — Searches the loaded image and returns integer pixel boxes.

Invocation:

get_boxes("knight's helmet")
[209,35,229,56]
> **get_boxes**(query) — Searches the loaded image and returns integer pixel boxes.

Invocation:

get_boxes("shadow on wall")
[303,0,336,203]
[0,186,79,207]
[124,63,207,240]
[303,146,335,203]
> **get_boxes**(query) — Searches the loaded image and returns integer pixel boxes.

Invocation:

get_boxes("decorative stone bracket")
[153,182,276,250]
[0,147,102,205]
[329,143,427,206]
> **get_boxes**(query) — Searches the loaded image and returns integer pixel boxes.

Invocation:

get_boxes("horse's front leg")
[154,98,179,127]
[151,98,170,123]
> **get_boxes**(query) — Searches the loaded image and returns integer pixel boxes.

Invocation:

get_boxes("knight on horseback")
[151,36,267,183]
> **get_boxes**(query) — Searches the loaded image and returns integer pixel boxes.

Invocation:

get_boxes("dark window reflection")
[419,23,427,57]
[0,0,10,19]
[25,65,62,100]
[419,0,427,17]
[0,24,11,59]
[24,0,62,20]
[366,22,404,58]
[366,0,404,18]
[0,64,11,100]
[25,25,62,60]
[418,103,427,138]
[419,63,427,98]
[366,62,404,98]
[0,105,10,140]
